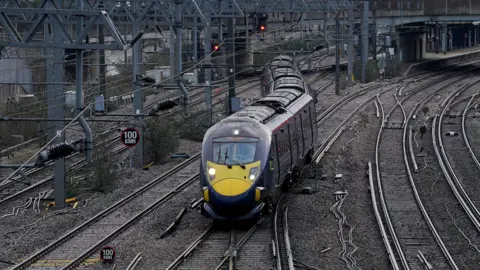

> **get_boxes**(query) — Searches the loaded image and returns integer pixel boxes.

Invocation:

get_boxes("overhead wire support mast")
[132,3,144,168]
[0,1,126,208]
[227,16,236,115]
[175,0,189,113]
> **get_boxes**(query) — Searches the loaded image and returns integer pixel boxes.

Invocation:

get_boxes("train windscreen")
[212,137,258,165]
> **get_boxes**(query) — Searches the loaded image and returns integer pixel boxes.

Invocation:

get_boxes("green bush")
[144,117,180,163]
[91,155,117,193]
[67,155,117,195]
[177,113,208,142]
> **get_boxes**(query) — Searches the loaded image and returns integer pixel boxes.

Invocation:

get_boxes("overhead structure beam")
[0,0,125,208]
[0,6,127,49]
[2,0,352,21]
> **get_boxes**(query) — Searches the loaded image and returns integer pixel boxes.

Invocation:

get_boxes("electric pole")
[335,12,340,95]
[52,0,66,209]
[347,3,354,84]
[204,14,213,126]
[98,1,106,102]
[228,17,236,114]
[132,7,144,168]
[372,1,377,60]
[361,1,369,82]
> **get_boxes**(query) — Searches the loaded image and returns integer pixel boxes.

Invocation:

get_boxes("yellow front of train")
[200,125,270,220]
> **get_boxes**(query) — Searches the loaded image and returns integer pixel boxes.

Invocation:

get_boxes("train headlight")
[249,167,259,181]
[233,129,239,135]
[208,167,216,181]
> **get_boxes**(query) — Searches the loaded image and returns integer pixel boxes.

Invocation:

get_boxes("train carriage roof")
[272,68,302,78]
[221,88,305,126]
[271,55,295,64]
[274,78,306,93]
[268,60,294,69]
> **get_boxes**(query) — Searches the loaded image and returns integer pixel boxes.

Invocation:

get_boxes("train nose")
[208,179,255,217]
[211,179,251,197]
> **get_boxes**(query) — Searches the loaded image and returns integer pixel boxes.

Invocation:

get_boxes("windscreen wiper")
[224,148,232,168]
[226,154,246,169]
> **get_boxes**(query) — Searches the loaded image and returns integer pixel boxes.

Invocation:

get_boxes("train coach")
[199,57,317,221]
[261,55,317,102]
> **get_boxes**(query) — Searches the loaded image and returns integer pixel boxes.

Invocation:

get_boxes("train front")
[199,121,270,220]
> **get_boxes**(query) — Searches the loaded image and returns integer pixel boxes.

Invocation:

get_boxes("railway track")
[163,195,291,270]
[433,84,480,232]
[10,154,200,270]
[1,60,332,206]
[0,78,261,206]
[273,194,294,270]
[369,68,480,269]
[9,59,480,270]
[164,220,265,270]
[1,52,334,196]
[7,67,333,269]
[397,72,480,269]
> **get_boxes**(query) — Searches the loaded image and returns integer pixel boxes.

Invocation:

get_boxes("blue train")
[199,55,318,220]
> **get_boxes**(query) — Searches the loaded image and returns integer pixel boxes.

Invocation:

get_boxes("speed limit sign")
[121,128,139,147]
[100,246,116,263]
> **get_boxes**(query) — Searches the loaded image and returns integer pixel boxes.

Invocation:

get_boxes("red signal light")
[260,25,265,31]
[214,45,219,51]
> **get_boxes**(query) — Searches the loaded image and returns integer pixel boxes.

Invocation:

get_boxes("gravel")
[288,95,391,270]
[0,138,201,267]
[6,68,480,270]
[410,112,480,269]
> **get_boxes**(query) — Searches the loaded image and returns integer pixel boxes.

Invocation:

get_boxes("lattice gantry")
[0,0,127,49]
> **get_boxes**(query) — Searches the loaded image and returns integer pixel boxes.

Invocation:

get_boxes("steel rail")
[367,161,399,270]
[461,92,480,171]
[213,217,265,270]
[402,88,459,270]
[435,84,480,231]
[283,207,294,270]
[10,153,200,270]
[374,84,410,270]
[433,115,480,230]
[62,174,200,269]
[370,75,476,270]
[165,226,216,270]
[273,193,287,270]
[0,76,259,191]
[0,145,126,205]
[10,67,331,269]
[313,85,397,163]
[0,78,260,204]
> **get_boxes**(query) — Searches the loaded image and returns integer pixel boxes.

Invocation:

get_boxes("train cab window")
[212,137,259,165]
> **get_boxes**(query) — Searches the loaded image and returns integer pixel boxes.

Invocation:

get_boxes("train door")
[309,105,315,145]
[287,123,294,169]
[291,120,299,166]
[278,129,290,184]
[299,113,305,158]
[295,116,303,162]
[272,135,280,186]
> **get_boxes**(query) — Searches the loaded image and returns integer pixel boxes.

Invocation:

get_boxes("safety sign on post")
[100,246,116,264]
[121,128,139,147]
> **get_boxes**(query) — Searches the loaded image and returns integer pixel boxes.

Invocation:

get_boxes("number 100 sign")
[100,246,116,263]
[121,128,139,147]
